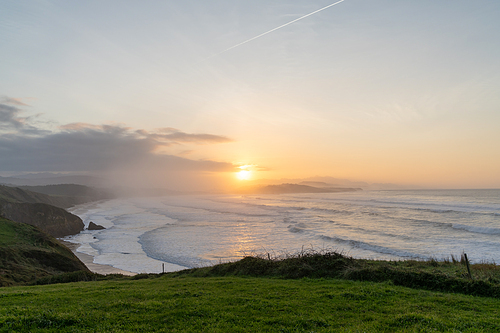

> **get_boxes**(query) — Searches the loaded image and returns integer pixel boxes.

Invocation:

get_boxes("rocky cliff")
[0,201,85,238]
[0,185,86,238]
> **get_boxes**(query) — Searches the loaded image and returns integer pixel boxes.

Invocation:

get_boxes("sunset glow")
[0,1,499,190]
[236,170,252,181]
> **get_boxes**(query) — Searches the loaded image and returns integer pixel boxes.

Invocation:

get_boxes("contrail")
[205,0,347,60]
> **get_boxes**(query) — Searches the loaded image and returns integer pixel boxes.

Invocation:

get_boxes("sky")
[1,0,500,190]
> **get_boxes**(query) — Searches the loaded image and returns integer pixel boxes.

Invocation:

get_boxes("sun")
[236,170,252,181]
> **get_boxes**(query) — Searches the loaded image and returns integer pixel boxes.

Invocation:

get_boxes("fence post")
[464,253,472,279]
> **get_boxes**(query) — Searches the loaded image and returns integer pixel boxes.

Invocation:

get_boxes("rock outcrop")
[88,221,106,230]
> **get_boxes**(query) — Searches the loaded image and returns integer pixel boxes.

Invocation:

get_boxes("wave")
[304,207,354,215]
[300,204,500,237]
[319,235,420,259]
[452,224,500,235]
[411,207,500,219]
[394,216,500,236]
[207,194,500,220]
[232,198,499,221]
[285,217,416,242]
[304,194,500,214]
[151,205,274,220]
[287,225,305,233]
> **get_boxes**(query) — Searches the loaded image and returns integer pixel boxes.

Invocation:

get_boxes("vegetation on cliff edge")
[0,217,89,287]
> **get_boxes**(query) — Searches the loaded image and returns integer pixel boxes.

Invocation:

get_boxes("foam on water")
[66,199,188,273]
[66,190,500,273]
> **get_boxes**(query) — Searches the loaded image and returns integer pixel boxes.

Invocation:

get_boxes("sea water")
[64,189,500,274]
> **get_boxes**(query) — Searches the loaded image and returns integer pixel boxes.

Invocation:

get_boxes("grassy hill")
[0,185,65,207]
[0,217,89,287]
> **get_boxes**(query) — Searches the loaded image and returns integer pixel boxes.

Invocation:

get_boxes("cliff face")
[0,185,92,238]
[0,201,85,238]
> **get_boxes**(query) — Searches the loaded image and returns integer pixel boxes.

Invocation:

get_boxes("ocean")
[64,189,500,274]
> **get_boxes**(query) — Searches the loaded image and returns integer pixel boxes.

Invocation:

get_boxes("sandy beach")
[61,240,136,276]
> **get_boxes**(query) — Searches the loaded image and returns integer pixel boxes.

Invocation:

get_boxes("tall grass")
[171,249,500,298]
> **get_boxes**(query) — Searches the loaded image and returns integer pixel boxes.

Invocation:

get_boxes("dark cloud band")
[0,98,236,174]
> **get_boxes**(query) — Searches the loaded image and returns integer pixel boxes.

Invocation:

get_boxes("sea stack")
[88,221,106,230]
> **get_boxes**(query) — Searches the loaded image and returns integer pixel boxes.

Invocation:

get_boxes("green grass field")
[2,275,500,332]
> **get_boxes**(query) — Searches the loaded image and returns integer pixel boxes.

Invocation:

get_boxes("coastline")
[61,240,136,276]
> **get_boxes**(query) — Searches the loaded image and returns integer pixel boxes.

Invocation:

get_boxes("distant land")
[0,172,417,193]
[249,176,414,191]
[236,183,361,195]
[0,174,104,187]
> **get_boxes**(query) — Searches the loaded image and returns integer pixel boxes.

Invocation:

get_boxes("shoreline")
[61,240,137,276]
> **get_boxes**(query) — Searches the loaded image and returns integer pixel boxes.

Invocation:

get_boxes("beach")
[61,240,136,276]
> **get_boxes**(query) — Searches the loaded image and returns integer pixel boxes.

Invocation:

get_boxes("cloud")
[140,128,233,145]
[59,123,233,147]
[0,123,235,173]
[0,98,49,135]
[0,103,26,130]
[1,97,31,107]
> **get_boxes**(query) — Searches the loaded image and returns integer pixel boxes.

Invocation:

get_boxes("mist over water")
[65,189,500,274]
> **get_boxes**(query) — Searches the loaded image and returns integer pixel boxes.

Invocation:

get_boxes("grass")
[170,250,500,298]
[1,276,500,332]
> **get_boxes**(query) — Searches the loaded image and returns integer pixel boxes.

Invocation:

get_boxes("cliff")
[0,185,86,237]
[0,201,84,238]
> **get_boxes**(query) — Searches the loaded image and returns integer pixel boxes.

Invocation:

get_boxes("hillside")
[0,184,113,209]
[0,217,89,287]
[0,185,85,237]
[19,184,113,206]
[0,185,67,207]
[0,174,103,187]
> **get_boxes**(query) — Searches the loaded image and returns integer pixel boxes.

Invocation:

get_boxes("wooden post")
[464,253,472,279]
[162,263,164,274]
